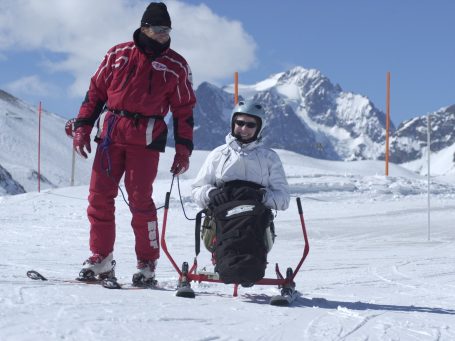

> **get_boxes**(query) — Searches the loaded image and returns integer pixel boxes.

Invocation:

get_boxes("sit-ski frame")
[160,193,310,297]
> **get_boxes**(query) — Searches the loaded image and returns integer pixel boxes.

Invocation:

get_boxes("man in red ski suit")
[73,2,196,286]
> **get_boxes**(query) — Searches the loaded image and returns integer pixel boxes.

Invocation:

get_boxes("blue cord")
[99,114,118,175]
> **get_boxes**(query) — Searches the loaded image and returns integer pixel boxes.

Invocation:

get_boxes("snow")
[1,149,455,340]
[404,142,455,176]
[222,72,283,98]
[336,92,372,121]
[275,83,301,100]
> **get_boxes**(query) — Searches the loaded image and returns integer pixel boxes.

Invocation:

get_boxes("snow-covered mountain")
[0,89,93,195]
[204,66,394,161]
[0,163,25,194]
[192,82,236,149]
[389,105,455,175]
[194,66,454,173]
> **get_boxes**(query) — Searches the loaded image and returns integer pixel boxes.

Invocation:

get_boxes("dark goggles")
[235,119,257,129]
[143,24,172,34]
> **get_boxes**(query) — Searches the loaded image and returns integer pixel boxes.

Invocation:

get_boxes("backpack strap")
[223,180,264,191]
[194,208,207,256]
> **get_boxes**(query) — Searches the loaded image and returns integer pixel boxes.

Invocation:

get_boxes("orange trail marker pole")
[234,71,239,105]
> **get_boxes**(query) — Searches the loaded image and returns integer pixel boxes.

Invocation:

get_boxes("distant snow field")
[1,150,455,340]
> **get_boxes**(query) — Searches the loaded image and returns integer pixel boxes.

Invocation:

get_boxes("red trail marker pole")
[38,101,42,192]
[385,72,390,176]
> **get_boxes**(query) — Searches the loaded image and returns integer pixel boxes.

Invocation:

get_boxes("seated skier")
[191,100,290,286]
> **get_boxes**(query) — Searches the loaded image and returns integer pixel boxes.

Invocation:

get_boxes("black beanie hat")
[141,2,171,28]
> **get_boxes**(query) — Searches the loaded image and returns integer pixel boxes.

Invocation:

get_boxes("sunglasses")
[235,119,257,129]
[143,24,172,34]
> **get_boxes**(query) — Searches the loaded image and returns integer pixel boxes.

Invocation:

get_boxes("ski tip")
[26,270,47,281]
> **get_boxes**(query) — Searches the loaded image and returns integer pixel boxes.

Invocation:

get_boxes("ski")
[27,270,103,285]
[26,270,156,290]
[269,287,299,306]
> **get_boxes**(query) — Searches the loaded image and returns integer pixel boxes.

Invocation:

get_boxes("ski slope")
[1,150,455,340]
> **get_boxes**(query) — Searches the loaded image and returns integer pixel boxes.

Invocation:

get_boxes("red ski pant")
[87,142,160,261]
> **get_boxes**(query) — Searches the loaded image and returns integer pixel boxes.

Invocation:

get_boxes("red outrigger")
[160,192,310,304]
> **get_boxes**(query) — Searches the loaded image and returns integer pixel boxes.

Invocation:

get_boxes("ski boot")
[132,259,157,288]
[77,253,116,282]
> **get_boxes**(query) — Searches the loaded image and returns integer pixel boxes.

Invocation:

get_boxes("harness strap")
[108,108,164,128]
[108,108,163,120]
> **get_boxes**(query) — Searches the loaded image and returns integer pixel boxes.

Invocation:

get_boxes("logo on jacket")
[114,56,128,69]
[226,205,255,218]
[152,61,168,71]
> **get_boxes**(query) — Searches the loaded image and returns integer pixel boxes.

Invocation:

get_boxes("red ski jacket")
[76,31,196,155]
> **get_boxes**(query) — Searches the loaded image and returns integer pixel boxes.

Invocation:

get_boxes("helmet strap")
[233,132,257,144]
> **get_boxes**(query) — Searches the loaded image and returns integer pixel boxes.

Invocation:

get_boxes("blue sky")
[1,0,454,125]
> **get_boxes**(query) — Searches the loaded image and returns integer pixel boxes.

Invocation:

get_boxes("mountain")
[194,66,393,161]
[0,89,93,195]
[190,66,455,174]
[192,82,236,149]
[390,105,455,162]
[0,163,25,195]
[390,105,455,175]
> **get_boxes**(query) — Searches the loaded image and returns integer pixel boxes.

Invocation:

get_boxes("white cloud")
[0,0,257,97]
[5,75,58,97]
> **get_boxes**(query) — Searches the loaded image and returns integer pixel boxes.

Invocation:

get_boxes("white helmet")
[231,100,267,141]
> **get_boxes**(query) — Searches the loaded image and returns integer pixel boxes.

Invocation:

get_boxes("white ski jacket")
[191,134,290,210]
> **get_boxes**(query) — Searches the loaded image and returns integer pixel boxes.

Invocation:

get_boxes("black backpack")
[212,198,271,286]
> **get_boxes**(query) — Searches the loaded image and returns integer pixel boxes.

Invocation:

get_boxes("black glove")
[208,188,230,206]
[231,187,263,202]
